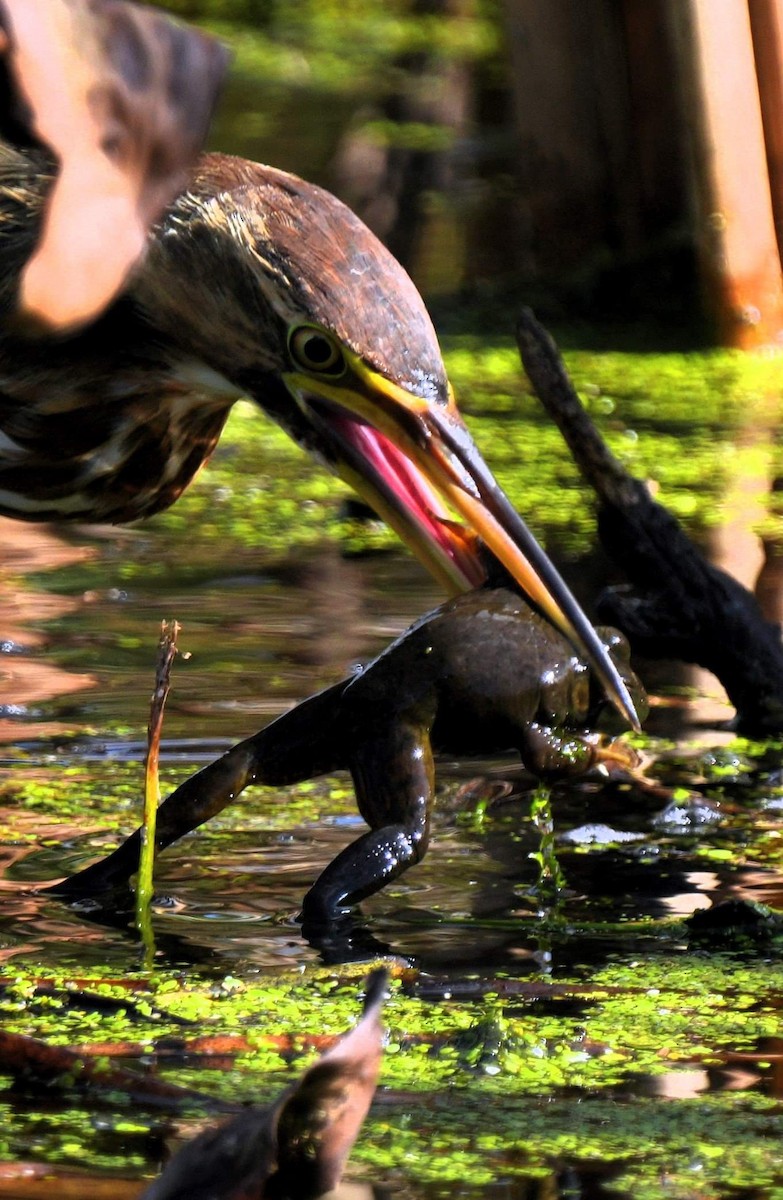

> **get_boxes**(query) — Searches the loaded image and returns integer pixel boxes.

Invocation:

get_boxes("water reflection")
[0,516,443,744]
[0,518,97,740]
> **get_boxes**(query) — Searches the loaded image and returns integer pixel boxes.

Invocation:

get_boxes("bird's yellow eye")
[288,326,346,376]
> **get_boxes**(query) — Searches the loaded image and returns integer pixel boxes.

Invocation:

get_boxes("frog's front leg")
[301,723,434,926]
[520,723,640,778]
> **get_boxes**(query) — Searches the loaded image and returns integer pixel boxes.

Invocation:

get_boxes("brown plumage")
[0,139,641,726]
[0,145,444,522]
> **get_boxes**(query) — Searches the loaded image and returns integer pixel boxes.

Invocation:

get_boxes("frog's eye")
[289,326,346,376]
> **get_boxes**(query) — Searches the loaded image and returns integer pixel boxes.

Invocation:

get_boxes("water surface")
[1,376,783,1199]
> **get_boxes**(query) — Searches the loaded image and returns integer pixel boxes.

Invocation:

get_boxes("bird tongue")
[327,412,485,587]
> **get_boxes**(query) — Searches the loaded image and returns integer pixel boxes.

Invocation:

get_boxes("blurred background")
[159,0,783,347]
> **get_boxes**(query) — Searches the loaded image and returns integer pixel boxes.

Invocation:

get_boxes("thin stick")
[136,620,181,940]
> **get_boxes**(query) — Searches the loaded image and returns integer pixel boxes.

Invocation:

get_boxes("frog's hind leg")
[49,680,350,898]
[301,724,435,925]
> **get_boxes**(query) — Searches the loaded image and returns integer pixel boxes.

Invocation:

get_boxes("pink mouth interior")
[329,412,485,587]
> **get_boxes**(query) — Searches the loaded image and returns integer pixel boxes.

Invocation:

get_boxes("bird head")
[141,154,640,729]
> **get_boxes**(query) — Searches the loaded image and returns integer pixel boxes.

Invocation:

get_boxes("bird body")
[0,146,447,521]
[0,139,641,726]
[0,153,327,510]
[0,147,221,521]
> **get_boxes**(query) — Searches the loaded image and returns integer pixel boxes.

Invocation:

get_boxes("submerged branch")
[0,1028,235,1113]
[0,1163,142,1199]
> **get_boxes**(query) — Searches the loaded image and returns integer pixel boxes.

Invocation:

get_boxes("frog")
[50,586,648,925]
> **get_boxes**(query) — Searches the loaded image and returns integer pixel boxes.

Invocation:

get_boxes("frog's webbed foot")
[521,723,639,778]
[587,732,642,773]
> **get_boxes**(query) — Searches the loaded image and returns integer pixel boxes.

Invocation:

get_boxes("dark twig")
[515,308,783,733]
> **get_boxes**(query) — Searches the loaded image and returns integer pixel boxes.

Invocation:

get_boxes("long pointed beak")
[283,359,641,731]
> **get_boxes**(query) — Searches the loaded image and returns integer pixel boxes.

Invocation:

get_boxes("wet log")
[515,307,783,733]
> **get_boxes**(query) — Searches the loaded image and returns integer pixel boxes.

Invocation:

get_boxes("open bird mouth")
[309,402,487,590]
[284,363,641,731]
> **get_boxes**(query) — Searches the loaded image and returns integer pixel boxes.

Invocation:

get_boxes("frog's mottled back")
[346,588,647,751]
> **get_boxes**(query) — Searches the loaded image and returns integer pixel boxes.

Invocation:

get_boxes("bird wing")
[0,321,235,523]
